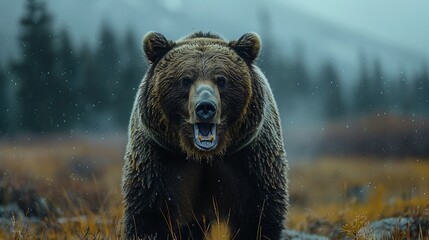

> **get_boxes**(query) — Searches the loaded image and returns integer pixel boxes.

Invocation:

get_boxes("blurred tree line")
[262,50,429,120]
[0,0,144,135]
[258,11,429,123]
[0,0,428,136]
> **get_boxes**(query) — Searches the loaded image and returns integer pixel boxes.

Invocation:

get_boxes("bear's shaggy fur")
[122,31,288,239]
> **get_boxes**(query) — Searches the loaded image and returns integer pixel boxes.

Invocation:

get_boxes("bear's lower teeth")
[193,123,217,150]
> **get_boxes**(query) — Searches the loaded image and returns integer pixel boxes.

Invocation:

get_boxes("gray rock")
[57,215,87,224]
[0,204,25,220]
[283,229,330,240]
[357,217,412,239]
[0,204,42,232]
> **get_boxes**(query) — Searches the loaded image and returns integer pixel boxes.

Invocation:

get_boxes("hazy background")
[1,0,428,160]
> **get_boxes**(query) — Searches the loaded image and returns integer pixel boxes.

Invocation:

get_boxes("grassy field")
[0,136,428,239]
[288,157,429,238]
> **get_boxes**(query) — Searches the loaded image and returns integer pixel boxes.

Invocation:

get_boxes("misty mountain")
[0,0,426,82]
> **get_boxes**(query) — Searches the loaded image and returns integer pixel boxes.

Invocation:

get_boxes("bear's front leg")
[122,150,203,239]
[123,189,201,240]
[257,198,287,240]
[122,175,175,239]
[122,158,179,239]
[123,208,171,240]
[228,198,285,240]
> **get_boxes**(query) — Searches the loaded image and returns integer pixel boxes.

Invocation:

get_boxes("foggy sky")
[282,0,429,56]
[1,0,428,79]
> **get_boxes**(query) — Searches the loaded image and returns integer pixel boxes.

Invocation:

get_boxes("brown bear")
[122,31,288,240]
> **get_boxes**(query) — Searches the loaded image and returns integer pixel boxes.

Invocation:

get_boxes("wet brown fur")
[122,32,288,240]
[141,33,254,160]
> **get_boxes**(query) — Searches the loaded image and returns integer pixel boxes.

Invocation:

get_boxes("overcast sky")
[280,0,429,56]
[1,0,428,73]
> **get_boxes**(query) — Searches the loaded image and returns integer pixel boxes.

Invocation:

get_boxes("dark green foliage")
[319,62,345,120]
[96,23,120,112]
[370,59,387,111]
[413,65,429,115]
[55,28,80,129]
[354,56,372,115]
[12,0,66,133]
[0,68,8,134]
[75,43,104,128]
[290,46,311,97]
[7,1,146,133]
[257,10,310,111]
[394,71,412,114]
[113,30,145,127]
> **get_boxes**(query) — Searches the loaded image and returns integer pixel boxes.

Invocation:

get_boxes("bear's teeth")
[198,135,212,142]
[193,123,217,150]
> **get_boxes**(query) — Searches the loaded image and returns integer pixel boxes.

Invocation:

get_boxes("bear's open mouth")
[193,123,217,150]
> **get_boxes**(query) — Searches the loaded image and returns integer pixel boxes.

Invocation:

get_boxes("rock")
[283,229,330,240]
[0,181,54,218]
[57,215,87,225]
[0,203,25,220]
[0,204,42,232]
[357,217,413,239]
[0,203,25,231]
[306,218,342,239]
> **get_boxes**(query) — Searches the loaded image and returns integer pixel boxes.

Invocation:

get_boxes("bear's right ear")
[143,32,174,63]
[229,33,261,63]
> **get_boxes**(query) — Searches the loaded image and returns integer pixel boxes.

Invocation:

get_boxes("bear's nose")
[195,101,216,121]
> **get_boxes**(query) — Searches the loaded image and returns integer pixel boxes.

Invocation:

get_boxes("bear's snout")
[195,85,217,122]
[195,101,216,121]
[189,82,221,124]
[188,82,221,151]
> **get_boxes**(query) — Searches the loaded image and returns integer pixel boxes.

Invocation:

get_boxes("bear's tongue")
[198,123,211,136]
[193,123,217,150]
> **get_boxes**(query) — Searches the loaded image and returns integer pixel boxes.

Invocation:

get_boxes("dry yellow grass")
[0,136,125,239]
[0,136,428,239]
[288,157,429,238]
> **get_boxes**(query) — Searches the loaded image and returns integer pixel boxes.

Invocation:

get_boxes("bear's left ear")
[229,32,261,63]
[143,32,175,63]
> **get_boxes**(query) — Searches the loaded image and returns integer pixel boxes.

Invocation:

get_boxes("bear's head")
[139,32,265,160]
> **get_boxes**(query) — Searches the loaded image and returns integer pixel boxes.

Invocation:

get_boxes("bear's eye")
[180,76,193,88]
[216,76,227,89]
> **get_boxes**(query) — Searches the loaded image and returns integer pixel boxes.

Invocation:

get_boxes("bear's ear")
[143,32,174,63]
[229,32,261,63]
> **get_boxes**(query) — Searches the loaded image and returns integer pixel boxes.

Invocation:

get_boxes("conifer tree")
[0,68,8,134]
[413,65,429,115]
[354,56,372,115]
[371,59,387,111]
[13,0,64,132]
[55,28,79,128]
[95,23,120,112]
[114,30,144,127]
[320,62,345,119]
